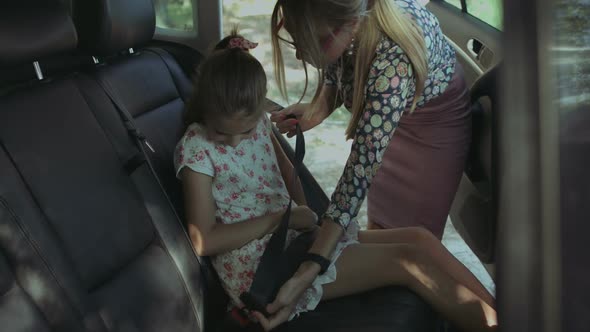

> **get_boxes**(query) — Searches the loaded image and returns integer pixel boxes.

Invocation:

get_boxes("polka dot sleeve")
[323,43,416,229]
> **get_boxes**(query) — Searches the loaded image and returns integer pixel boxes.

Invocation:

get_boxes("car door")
[426,0,503,267]
[497,1,589,331]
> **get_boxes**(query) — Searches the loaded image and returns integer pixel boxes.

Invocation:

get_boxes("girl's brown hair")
[185,30,267,127]
[271,0,427,139]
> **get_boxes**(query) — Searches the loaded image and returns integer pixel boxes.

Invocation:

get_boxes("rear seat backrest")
[0,5,104,331]
[72,2,230,326]
[73,0,194,219]
[0,2,205,331]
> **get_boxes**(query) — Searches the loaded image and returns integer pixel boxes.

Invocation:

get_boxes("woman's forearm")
[308,218,345,258]
[291,218,344,280]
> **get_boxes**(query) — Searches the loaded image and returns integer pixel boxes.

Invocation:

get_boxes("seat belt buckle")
[240,291,270,317]
[230,307,251,328]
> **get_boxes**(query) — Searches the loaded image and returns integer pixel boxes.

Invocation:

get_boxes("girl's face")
[205,112,261,147]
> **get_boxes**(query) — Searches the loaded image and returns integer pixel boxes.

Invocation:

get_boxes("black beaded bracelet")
[303,253,331,275]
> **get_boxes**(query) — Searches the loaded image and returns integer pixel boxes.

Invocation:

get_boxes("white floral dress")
[174,114,359,319]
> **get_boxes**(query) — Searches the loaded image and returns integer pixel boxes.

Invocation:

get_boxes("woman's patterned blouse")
[323,0,457,228]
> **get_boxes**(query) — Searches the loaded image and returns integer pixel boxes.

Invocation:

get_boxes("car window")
[444,0,503,30]
[153,0,196,32]
[466,0,502,30]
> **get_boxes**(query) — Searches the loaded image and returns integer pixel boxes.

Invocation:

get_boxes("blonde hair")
[271,0,427,139]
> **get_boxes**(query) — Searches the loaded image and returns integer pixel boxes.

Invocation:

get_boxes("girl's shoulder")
[180,122,213,148]
[184,122,207,137]
[260,112,273,133]
[174,122,216,178]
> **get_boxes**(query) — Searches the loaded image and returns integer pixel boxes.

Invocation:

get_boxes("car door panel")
[427,0,502,265]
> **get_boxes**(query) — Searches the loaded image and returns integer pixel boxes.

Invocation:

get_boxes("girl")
[175,31,360,321]
[175,32,496,331]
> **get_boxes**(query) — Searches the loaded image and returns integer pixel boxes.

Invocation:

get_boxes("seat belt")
[239,118,314,315]
[241,115,329,328]
[94,78,158,172]
[217,119,315,332]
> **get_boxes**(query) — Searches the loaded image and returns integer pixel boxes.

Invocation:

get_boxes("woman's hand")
[289,206,318,232]
[253,220,342,330]
[270,103,328,138]
[252,262,321,331]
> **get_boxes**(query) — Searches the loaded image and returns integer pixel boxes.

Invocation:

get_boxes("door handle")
[467,38,494,68]
[467,38,484,57]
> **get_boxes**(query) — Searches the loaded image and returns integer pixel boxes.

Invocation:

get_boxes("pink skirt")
[367,63,471,238]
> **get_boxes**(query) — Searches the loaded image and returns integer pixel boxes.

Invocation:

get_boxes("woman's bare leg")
[322,243,497,332]
[359,226,495,307]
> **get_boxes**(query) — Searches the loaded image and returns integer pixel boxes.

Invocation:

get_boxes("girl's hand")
[252,262,321,331]
[289,206,318,232]
[270,103,328,138]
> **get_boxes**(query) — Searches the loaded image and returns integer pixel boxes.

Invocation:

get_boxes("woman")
[264,0,478,329]
[271,0,471,238]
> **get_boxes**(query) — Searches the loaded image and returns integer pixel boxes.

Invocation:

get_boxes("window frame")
[460,0,468,13]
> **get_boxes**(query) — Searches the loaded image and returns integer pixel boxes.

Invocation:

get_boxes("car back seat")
[71,1,229,327]
[0,2,205,331]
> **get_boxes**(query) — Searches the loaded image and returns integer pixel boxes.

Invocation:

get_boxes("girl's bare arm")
[181,168,284,256]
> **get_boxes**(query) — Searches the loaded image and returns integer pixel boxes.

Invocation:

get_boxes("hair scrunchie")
[228,37,259,51]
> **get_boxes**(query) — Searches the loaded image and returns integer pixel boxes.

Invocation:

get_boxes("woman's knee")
[392,242,431,264]
[387,243,432,285]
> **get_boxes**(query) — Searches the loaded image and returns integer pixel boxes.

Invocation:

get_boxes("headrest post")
[33,61,44,81]
[128,48,135,54]
[92,56,100,64]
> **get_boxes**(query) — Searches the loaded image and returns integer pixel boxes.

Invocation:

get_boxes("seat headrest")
[74,0,156,56]
[0,2,78,66]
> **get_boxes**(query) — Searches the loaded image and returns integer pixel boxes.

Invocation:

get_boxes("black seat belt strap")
[95,78,155,155]
[240,115,310,317]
